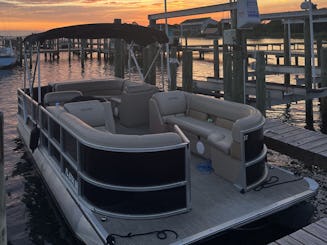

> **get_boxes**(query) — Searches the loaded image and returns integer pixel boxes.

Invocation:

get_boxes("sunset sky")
[0,0,326,33]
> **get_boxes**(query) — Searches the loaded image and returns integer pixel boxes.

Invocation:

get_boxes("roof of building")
[181,17,217,25]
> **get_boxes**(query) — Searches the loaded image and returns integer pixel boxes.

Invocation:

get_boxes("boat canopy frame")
[23,23,169,46]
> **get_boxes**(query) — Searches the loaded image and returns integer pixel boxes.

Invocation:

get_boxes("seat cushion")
[44,90,82,106]
[166,115,233,154]
[64,100,105,127]
[165,116,217,138]
[152,91,187,116]
[207,132,233,154]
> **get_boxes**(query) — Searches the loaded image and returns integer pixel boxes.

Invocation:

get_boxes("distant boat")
[0,38,17,69]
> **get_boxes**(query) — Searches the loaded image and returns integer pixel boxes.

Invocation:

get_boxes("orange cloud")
[0,0,326,32]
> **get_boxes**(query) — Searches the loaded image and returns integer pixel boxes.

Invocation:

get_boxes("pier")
[264,119,327,170]
[269,217,327,245]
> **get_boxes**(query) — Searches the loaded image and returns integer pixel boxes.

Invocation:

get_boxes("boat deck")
[95,152,317,245]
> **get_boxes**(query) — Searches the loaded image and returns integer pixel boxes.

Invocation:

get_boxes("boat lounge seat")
[44,90,83,106]
[149,90,268,192]
[64,100,116,133]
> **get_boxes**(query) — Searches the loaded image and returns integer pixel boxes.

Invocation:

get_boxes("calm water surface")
[0,41,325,244]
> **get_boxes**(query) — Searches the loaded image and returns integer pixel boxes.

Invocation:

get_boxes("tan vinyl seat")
[44,90,83,106]
[64,100,116,133]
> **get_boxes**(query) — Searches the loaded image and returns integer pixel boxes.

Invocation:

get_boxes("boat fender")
[29,124,40,152]
[196,140,205,155]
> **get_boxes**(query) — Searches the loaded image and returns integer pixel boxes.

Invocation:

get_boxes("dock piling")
[256,51,266,116]
[224,52,233,101]
[182,49,193,92]
[0,112,6,245]
[114,19,124,78]
[320,48,327,134]
[143,44,156,85]
[169,46,178,90]
[213,39,219,79]
[304,17,314,130]
[283,22,290,86]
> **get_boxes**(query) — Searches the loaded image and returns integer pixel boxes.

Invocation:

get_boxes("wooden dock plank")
[303,223,327,242]
[265,125,300,139]
[264,119,327,170]
[274,235,304,245]
[265,128,304,140]
[264,120,286,130]
[300,139,327,151]
[309,142,327,153]
[289,229,326,245]
[276,129,310,142]
[291,134,326,147]
[316,218,327,229]
[282,131,317,144]
[274,218,327,245]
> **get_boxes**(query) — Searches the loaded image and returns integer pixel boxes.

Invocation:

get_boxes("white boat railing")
[17,88,191,219]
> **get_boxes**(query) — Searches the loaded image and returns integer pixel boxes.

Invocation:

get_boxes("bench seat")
[165,115,232,154]
[149,90,268,192]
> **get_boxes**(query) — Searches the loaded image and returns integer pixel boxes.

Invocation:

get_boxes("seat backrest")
[64,100,115,133]
[44,90,82,106]
[119,82,158,127]
[152,90,187,116]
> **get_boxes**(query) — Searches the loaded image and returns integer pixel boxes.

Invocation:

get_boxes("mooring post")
[182,49,193,92]
[97,39,101,60]
[213,39,220,79]
[56,39,60,59]
[114,19,124,78]
[283,22,290,86]
[68,38,71,63]
[0,112,6,245]
[18,37,23,66]
[81,39,86,68]
[222,21,232,101]
[89,39,93,59]
[232,32,244,104]
[169,46,178,90]
[230,4,244,104]
[104,38,109,61]
[143,44,156,85]
[320,48,327,134]
[224,52,233,101]
[256,51,266,116]
[317,37,322,67]
[304,17,314,130]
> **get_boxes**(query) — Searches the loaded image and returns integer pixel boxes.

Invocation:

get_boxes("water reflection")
[9,139,77,245]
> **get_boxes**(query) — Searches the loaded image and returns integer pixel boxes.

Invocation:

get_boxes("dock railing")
[0,112,6,245]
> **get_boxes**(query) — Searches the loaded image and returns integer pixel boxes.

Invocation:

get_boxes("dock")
[269,217,327,245]
[193,79,327,107]
[264,119,327,170]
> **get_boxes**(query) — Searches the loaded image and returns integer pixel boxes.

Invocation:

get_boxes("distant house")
[154,24,180,46]
[180,17,218,36]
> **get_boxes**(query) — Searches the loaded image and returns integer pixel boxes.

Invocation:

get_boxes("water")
[0,41,325,244]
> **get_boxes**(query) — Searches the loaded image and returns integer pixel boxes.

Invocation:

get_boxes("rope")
[254,175,303,191]
[106,229,178,245]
